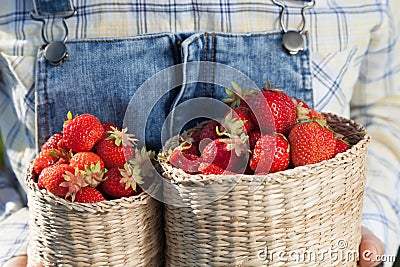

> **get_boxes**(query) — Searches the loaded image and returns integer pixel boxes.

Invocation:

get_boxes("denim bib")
[32,0,313,151]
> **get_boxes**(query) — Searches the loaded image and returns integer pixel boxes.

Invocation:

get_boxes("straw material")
[25,164,164,267]
[161,113,370,267]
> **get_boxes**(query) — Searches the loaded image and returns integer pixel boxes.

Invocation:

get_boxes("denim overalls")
[32,0,313,152]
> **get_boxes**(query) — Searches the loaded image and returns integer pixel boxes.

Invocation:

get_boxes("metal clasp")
[30,8,76,66]
[271,0,315,55]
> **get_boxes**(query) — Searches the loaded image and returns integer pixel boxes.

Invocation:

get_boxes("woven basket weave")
[161,113,370,267]
[25,164,164,267]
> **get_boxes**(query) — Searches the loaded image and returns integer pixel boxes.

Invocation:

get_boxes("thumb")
[359,226,385,267]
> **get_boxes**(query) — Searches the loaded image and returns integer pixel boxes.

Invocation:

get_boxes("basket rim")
[159,112,371,185]
[25,162,154,211]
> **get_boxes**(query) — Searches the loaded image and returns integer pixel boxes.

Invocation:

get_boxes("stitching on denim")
[35,51,43,152]
[67,33,174,43]
[211,32,216,98]
[203,33,208,97]
[43,59,50,143]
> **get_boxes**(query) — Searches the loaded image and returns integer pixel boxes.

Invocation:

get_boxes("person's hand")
[2,255,43,267]
[359,226,385,267]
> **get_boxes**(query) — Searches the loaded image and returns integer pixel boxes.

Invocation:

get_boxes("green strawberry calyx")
[80,162,107,188]
[60,168,86,202]
[219,110,246,137]
[222,133,250,156]
[106,126,138,147]
[119,147,156,191]
[222,81,257,108]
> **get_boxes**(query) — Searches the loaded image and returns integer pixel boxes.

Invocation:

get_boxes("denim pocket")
[176,31,313,106]
[34,33,180,150]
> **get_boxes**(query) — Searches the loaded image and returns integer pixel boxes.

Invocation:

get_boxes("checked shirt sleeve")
[350,0,400,262]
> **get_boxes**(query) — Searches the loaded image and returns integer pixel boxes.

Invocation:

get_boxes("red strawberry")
[227,106,255,133]
[250,133,290,174]
[182,140,200,156]
[70,152,106,187]
[70,152,105,170]
[248,130,261,150]
[95,127,136,168]
[37,164,75,197]
[41,133,63,152]
[334,138,350,155]
[248,82,296,135]
[292,98,326,124]
[62,113,104,152]
[74,187,105,203]
[57,138,69,153]
[101,122,120,139]
[198,162,235,175]
[169,148,201,174]
[201,137,248,171]
[33,151,58,175]
[289,120,336,166]
[198,121,221,141]
[100,167,142,198]
[222,82,258,108]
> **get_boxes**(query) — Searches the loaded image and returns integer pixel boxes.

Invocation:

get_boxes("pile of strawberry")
[33,112,155,203]
[164,82,351,175]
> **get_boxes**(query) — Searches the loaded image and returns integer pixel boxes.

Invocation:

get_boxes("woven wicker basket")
[161,113,370,267]
[25,163,164,267]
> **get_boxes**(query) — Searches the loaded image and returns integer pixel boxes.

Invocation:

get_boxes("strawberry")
[74,187,105,203]
[95,127,137,168]
[70,152,106,187]
[248,82,296,135]
[100,167,142,198]
[168,148,201,174]
[101,122,120,139]
[200,136,248,171]
[62,113,104,152]
[227,106,255,133]
[288,120,336,166]
[222,81,258,108]
[182,140,200,156]
[70,152,105,170]
[292,98,326,124]
[250,133,290,174]
[178,130,200,156]
[33,151,58,175]
[198,162,235,175]
[198,120,221,141]
[37,164,75,197]
[248,130,261,150]
[41,133,63,152]
[334,138,350,155]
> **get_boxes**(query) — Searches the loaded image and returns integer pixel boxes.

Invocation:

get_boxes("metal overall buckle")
[30,8,76,66]
[271,0,315,55]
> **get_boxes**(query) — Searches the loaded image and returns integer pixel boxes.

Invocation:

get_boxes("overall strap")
[33,0,75,16]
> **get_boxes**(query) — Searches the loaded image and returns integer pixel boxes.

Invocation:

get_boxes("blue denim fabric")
[35,33,181,150]
[34,31,312,151]
[177,31,312,104]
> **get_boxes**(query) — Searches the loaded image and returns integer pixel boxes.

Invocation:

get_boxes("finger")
[359,227,385,267]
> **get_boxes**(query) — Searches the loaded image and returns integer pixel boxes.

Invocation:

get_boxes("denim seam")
[66,33,174,44]
[203,33,208,97]
[35,52,42,153]
[43,60,50,140]
[211,32,216,98]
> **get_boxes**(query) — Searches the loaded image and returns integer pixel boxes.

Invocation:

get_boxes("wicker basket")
[25,163,164,267]
[161,113,370,267]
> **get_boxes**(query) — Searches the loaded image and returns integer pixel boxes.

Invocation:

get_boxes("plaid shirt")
[1,0,399,264]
